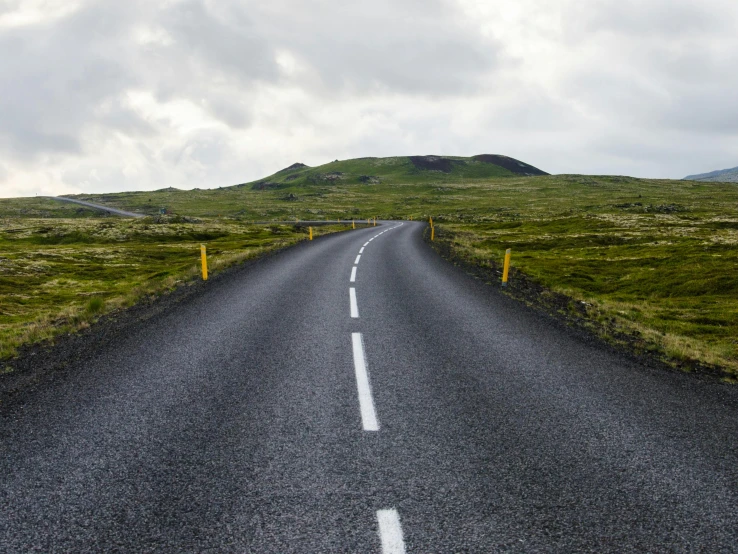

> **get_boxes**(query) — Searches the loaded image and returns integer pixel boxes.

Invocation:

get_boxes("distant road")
[1,221,736,551]
[46,196,145,218]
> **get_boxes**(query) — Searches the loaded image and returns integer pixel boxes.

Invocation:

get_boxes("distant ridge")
[684,166,738,182]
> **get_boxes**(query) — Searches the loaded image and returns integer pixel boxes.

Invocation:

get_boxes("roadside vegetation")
[0,217,354,364]
[2,155,737,379]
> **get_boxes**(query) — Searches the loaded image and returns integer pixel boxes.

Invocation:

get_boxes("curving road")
[1,221,736,552]
[46,196,146,218]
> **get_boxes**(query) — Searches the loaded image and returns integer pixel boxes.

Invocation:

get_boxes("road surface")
[1,221,736,552]
[46,196,145,218]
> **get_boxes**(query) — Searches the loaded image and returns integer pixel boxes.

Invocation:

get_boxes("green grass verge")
[0,217,356,364]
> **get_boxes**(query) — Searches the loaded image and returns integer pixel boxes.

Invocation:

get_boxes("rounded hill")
[244,155,548,190]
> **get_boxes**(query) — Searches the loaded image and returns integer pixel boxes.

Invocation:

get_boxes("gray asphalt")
[1,221,736,552]
[46,196,146,217]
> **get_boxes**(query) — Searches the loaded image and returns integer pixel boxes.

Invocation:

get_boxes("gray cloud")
[0,0,737,196]
[0,2,146,159]
[579,0,727,36]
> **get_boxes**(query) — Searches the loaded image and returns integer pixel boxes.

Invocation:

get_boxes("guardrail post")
[201,244,208,280]
[502,248,511,287]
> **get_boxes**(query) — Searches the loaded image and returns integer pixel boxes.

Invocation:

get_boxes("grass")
[0,217,355,363]
[2,154,738,379]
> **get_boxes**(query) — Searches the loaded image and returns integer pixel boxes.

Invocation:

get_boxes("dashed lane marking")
[377,509,406,553]
[351,333,379,431]
[350,266,357,283]
[350,287,359,318]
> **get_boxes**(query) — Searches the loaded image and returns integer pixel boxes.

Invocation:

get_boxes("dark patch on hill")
[472,155,548,176]
[409,156,456,172]
[278,162,308,173]
[251,181,282,191]
[359,175,381,184]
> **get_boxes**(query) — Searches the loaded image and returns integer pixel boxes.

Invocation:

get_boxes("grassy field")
[2,154,737,379]
[0,216,355,364]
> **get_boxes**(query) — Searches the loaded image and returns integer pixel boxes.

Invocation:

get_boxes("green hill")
[245,154,547,190]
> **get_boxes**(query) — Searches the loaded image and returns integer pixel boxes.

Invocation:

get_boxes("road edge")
[0,230,342,405]
[424,225,735,384]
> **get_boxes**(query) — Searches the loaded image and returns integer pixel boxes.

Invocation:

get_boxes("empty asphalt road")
[1,221,736,552]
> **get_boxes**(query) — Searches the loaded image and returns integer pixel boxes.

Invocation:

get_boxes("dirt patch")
[409,156,456,173]
[471,154,548,176]
[425,226,730,381]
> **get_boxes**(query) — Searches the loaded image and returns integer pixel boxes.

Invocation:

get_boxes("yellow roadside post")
[502,248,512,287]
[373,217,377,226]
[200,244,208,280]
[309,226,313,240]
[352,220,355,229]
[431,226,435,241]
[429,216,433,227]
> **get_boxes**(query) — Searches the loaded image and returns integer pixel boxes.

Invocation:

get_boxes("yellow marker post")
[429,216,433,227]
[200,244,208,281]
[431,226,435,241]
[502,248,512,287]
[352,220,355,229]
[373,217,377,227]
[309,226,313,240]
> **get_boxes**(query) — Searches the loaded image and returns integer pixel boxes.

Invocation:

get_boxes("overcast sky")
[1,0,737,198]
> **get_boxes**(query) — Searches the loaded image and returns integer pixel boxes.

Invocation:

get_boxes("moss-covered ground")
[0,217,355,362]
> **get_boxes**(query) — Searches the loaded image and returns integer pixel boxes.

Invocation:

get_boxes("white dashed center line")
[350,287,359,318]
[343,223,411,545]
[377,509,406,553]
[351,333,379,431]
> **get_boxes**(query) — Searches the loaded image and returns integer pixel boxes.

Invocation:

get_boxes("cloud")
[1,0,738,198]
